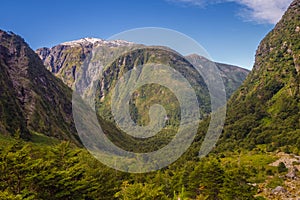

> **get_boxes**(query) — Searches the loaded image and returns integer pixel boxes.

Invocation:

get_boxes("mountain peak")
[61,37,104,45]
[60,37,134,47]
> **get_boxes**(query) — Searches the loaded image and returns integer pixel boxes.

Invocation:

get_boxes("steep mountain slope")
[220,0,300,151]
[186,54,249,99]
[89,47,210,153]
[36,38,140,89]
[215,62,249,98]
[36,39,249,99]
[0,45,28,137]
[0,30,79,144]
[96,47,210,122]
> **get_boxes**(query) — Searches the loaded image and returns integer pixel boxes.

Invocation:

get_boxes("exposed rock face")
[270,153,300,171]
[0,30,79,144]
[36,39,248,100]
[36,38,139,89]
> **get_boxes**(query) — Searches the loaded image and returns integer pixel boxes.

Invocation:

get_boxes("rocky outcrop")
[269,152,300,179]
[286,167,298,180]
[271,186,287,195]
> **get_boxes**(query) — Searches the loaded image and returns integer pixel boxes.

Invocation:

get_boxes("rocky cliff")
[0,30,79,144]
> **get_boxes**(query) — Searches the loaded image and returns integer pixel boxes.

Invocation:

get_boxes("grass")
[222,151,276,167]
[221,151,278,183]
[266,176,284,189]
[0,134,17,146]
[29,131,60,146]
[0,131,60,148]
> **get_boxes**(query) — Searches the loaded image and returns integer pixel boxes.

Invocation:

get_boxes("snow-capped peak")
[61,37,134,47]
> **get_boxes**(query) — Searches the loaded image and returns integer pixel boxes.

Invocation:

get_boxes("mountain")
[186,54,249,99]
[36,38,140,89]
[36,38,249,152]
[36,39,249,99]
[1,2,299,199]
[0,30,79,144]
[219,0,300,151]
[95,47,210,123]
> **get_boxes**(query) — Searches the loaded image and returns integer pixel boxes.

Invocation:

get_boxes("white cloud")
[234,0,293,24]
[167,0,293,24]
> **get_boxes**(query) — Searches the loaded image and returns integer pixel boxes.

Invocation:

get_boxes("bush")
[277,162,288,173]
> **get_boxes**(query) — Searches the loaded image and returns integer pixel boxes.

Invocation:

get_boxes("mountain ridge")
[61,37,134,47]
[0,30,80,144]
[36,39,249,99]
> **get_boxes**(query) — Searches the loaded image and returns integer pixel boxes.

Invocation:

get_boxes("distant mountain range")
[36,38,249,100]
[0,29,249,145]
[3,0,299,153]
[1,1,297,154]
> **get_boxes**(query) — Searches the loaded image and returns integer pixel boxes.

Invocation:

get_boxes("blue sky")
[0,0,292,69]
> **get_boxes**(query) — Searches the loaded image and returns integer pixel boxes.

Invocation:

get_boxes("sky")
[0,0,293,69]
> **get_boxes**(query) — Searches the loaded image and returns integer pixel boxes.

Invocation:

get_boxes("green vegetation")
[277,162,288,173]
[266,176,284,189]
[95,47,210,124]
[0,133,292,200]
[0,0,300,199]
[0,135,274,199]
[0,30,79,144]
[216,0,300,152]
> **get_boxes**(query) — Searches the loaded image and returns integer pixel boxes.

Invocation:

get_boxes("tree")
[202,160,224,199]
[220,168,257,200]
[0,142,38,199]
[30,142,88,200]
[114,181,168,200]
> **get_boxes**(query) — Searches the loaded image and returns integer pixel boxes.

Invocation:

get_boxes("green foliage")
[114,181,168,200]
[0,190,22,200]
[216,0,300,152]
[220,168,257,200]
[94,48,211,154]
[1,2,299,198]
[266,176,284,189]
[0,137,263,199]
[197,159,224,199]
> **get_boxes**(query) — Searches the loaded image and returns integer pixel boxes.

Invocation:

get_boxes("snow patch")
[61,37,134,47]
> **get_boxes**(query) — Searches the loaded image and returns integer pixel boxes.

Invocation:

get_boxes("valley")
[0,0,299,199]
